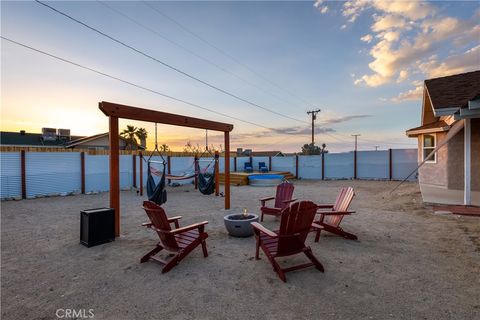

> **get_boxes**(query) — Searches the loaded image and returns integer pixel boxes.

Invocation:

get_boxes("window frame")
[422,133,437,163]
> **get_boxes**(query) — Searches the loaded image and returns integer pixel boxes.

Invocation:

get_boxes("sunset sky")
[1,1,479,152]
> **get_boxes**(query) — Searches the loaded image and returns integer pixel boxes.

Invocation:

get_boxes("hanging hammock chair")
[198,166,216,195]
[147,161,167,205]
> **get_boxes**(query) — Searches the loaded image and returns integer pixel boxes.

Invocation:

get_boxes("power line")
[96,1,303,111]
[0,36,278,132]
[142,1,315,107]
[35,0,309,125]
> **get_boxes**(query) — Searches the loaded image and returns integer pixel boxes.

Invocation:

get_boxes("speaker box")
[80,207,115,247]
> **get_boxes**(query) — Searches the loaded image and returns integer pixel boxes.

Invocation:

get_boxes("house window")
[423,134,436,162]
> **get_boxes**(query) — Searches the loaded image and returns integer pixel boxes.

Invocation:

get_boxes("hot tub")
[248,174,285,187]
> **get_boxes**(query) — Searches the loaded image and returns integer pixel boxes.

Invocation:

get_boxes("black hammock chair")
[198,163,216,195]
[146,161,167,205]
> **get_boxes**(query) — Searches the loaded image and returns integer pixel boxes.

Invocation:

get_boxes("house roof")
[425,70,480,112]
[0,131,83,147]
[406,120,450,137]
[65,132,145,149]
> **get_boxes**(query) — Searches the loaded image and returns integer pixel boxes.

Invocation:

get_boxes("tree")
[135,128,148,148]
[120,125,138,150]
[160,144,169,152]
[301,143,327,155]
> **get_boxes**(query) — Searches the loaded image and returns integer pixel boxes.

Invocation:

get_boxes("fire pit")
[224,209,259,237]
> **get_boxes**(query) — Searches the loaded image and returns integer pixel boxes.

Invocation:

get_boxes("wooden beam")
[109,116,120,237]
[167,155,171,185]
[99,101,233,132]
[353,150,357,179]
[321,152,325,180]
[224,131,231,209]
[20,150,26,199]
[268,156,272,171]
[132,154,137,188]
[295,155,299,179]
[139,152,143,196]
[81,152,86,194]
[215,151,220,196]
[234,157,237,172]
[389,149,393,181]
[194,155,198,190]
[464,118,471,205]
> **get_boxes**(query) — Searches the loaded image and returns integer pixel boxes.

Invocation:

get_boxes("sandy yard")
[1,180,479,320]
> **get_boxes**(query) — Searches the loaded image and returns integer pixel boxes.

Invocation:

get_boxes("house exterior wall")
[418,131,448,187]
[447,118,480,191]
[71,136,127,149]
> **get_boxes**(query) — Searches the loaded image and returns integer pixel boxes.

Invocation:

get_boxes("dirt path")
[1,180,479,320]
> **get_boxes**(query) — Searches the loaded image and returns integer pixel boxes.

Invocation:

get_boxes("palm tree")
[135,128,148,149]
[120,125,138,150]
[160,144,169,152]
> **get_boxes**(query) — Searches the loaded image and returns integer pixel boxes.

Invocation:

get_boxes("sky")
[1,0,479,152]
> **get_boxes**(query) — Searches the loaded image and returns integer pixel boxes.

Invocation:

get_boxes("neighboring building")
[0,129,144,151]
[0,128,82,148]
[406,70,480,206]
[236,148,284,157]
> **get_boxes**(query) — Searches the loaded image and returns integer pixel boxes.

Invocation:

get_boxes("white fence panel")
[393,149,418,181]
[271,156,295,173]
[325,152,354,179]
[252,156,269,171]
[1,152,21,199]
[119,155,132,189]
[85,155,109,192]
[298,155,322,179]
[357,151,389,179]
[235,157,250,172]
[170,156,195,185]
[26,152,81,197]
[218,157,235,172]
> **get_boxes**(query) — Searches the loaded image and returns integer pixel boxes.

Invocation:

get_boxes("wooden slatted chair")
[260,181,295,221]
[251,201,324,282]
[312,187,357,242]
[141,201,209,273]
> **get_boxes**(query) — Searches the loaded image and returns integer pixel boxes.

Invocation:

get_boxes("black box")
[80,208,115,247]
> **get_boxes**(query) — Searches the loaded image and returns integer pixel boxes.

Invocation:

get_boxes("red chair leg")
[304,248,324,272]
[201,239,208,257]
[314,228,321,242]
[141,244,163,263]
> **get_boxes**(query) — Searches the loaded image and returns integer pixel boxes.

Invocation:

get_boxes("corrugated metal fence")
[0,149,418,199]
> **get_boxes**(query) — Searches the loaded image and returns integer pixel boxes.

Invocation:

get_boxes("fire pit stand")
[224,212,259,237]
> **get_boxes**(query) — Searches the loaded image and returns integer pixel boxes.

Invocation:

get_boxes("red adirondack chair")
[141,201,209,273]
[259,181,295,221]
[251,201,324,282]
[312,187,357,242]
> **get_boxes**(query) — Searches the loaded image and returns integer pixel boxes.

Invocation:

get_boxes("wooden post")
[132,154,137,188]
[234,156,237,172]
[389,149,393,181]
[167,155,171,185]
[268,156,272,171]
[321,152,325,180]
[224,132,231,209]
[20,150,26,199]
[295,154,299,179]
[109,116,120,237]
[139,152,143,196]
[353,150,357,179]
[249,155,253,168]
[194,155,198,190]
[214,151,220,196]
[80,152,86,194]
[464,118,471,205]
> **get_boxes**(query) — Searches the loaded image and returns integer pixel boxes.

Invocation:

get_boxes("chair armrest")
[251,222,278,238]
[311,222,324,230]
[260,196,275,206]
[170,221,208,234]
[282,198,297,204]
[142,223,170,233]
[141,222,152,227]
[168,216,182,222]
[321,210,355,216]
[316,204,335,209]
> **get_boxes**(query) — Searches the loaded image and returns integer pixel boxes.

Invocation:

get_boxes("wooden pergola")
[99,101,234,236]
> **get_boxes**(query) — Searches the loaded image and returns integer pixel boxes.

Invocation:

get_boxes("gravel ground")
[1,180,479,320]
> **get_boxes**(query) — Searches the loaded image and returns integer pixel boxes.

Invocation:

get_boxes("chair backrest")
[325,187,355,227]
[142,201,179,251]
[244,162,252,169]
[274,182,294,209]
[259,162,266,168]
[276,201,318,257]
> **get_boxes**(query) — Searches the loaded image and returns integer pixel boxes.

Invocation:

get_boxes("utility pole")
[374,145,379,151]
[307,109,321,145]
[351,134,361,151]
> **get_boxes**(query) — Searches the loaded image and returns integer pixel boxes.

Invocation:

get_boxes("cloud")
[361,34,373,43]
[346,1,480,90]
[391,85,423,103]
[319,114,372,125]
[320,6,329,14]
[340,24,347,30]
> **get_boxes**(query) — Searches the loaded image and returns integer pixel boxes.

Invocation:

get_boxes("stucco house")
[406,70,480,206]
